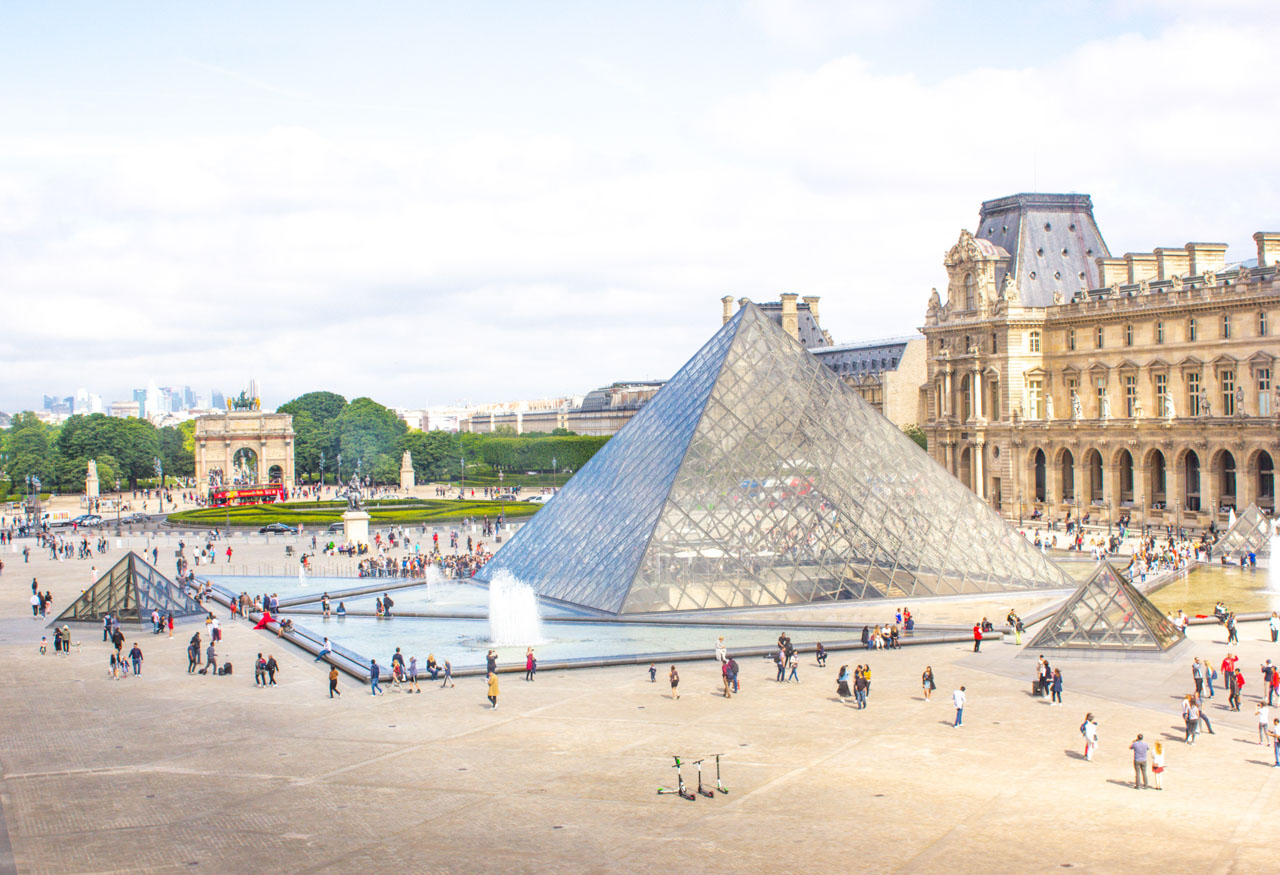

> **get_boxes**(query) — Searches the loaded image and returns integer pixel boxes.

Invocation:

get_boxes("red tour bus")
[209,484,286,508]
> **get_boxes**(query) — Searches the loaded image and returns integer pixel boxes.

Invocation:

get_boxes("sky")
[1,0,1277,412]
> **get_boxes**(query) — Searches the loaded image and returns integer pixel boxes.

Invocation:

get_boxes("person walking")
[721,659,732,698]
[487,671,499,709]
[727,656,739,693]
[167,612,173,639]
[952,685,966,727]
[525,648,536,682]
[1130,733,1150,789]
[328,665,341,698]
[205,642,217,677]
[1151,741,1164,790]
[1050,669,1064,705]
[1082,713,1098,761]
[1257,703,1270,745]
[129,643,143,677]
[1183,696,1200,745]
[370,659,384,695]
[265,654,279,685]
[1194,694,1215,735]
[972,624,982,653]
[787,651,800,683]
[254,653,266,686]
[853,667,868,709]
[187,640,198,674]
[921,666,935,702]
[1270,611,1279,644]
[836,665,851,703]
[669,666,680,700]
[1192,658,1205,697]
[441,659,455,688]
[1270,718,1280,768]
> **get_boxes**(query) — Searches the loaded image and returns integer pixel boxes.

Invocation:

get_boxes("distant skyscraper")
[211,390,225,410]
[247,378,261,402]
[133,388,148,417]
[42,394,57,411]
[183,386,196,409]
[146,380,161,420]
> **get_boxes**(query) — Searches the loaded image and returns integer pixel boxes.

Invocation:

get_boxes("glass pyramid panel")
[479,303,1076,614]
[1210,503,1273,559]
[54,552,206,624]
[1026,561,1184,652]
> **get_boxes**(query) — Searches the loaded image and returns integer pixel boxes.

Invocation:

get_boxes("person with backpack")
[1081,713,1098,761]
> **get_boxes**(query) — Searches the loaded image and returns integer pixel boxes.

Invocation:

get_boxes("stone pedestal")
[85,461,100,500]
[342,510,371,547]
[399,450,415,491]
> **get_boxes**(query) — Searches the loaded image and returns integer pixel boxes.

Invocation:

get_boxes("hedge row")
[166,498,541,528]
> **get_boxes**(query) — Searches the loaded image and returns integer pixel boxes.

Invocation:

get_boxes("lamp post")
[498,470,505,530]
[115,478,121,534]
[319,451,325,488]
[460,456,465,498]
[1106,490,1113,538]
[551,456,557,492]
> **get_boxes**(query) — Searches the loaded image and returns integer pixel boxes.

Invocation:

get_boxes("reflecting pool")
[1147,565,1280,616]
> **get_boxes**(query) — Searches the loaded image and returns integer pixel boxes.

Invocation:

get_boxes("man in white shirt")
[952,686,966,727]
[1258,703,1270,745]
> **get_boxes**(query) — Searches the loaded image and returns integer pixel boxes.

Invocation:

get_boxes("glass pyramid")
[477,303,1076,614]
[1026,561,1184,652]
[1210,503,1273,560]
[53,551,207,624]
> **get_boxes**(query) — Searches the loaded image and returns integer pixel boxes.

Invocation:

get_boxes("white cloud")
[742,0,935,46]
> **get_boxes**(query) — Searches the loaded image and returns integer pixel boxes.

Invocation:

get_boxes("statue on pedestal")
[345,475,364,511]
[399,450,416,490]
[1162,391,1175,419]
[1071,390,1082,421]
[1045,391,1055,421]
[1234,385,1245,417]
[1132,394,1143,419]
[1198,387,1211,417]
[1100,390,1112,420]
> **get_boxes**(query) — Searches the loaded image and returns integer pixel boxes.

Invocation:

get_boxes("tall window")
[1155,373,1168,414]
[991,333,998,354]
[1124,375,1137,417]
[1095,376,1107,417]
[1124,324,1134,346]
[1222,369,1235,415]
[1028,330,1041,353]
[1028,379,1043,419]
[964,274,975,310]
[1156,320,1164,344]
[1188,317,1197,341]
[1068,328,1076,351]
[1260,311,1268,336]
[1096,326,1104,348]
[1187,371,1201,416]
[1260,368,1273,416]
[1222,313,1231,339]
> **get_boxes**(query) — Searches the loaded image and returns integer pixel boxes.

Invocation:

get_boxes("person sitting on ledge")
[426,653,440,680]
[336,602,347,617]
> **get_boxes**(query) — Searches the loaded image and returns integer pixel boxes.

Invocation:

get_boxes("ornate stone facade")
[194,412,295,491]
[922,193,1280,531]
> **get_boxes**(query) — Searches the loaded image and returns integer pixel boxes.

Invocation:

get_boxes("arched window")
[1028,330,1041,353]
[964,274,976,310]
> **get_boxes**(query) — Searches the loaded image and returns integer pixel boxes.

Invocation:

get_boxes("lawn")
[166,498,541,528]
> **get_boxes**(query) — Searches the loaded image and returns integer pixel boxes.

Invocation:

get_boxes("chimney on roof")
[779,293,799,341]
[802,295,821,325]
[1124,253,1158,284]
[1254,232,1280,268]
[1155,247,1190,281]
[738,297,750,310]
[1185,242,1228,276]
[721,295,735,325]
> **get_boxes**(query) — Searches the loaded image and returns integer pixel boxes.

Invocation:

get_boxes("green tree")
[7,413,56,490]
[279,392,347,482]
[399,429,461,482]
[158,426,194,478]
[335,397,407,480]
[901,423,928,451]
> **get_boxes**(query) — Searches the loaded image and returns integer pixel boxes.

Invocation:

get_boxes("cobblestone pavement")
[1,541,1277,873]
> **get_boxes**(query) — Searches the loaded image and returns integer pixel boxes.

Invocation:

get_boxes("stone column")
[971,368,984,422]
[943,367,953,419]
[1136,461,1152,527]
[973,440,986,500]
[944,441,955,475]
[1045,454,1059,516]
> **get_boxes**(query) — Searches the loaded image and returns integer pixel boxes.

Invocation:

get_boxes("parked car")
[77,514,105,527]
[327,521,345,533]
[524,494,554,504]
[494,493,517,502]
[120,512,149,524]
[258,523,298,534]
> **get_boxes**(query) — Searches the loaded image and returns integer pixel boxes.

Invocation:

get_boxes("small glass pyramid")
[54,551,207,624]
[1211,503,1273,560]
[477,303,1076,614]
[1026,561,1184,652]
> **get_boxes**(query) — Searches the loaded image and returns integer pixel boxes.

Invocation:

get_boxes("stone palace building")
[921,193,1279,532]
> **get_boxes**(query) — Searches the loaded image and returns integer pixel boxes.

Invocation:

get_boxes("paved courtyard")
[1,539,1278,873]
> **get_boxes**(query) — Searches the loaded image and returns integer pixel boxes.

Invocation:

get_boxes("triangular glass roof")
[1211,503,1273,559]
[53,552,206,624]
[1026,561,1184,652]
[477,303,1076,614]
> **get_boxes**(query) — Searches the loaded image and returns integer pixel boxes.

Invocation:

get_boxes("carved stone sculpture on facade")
[1071,390,1082,421]
[1132,394,1143,419]
[1162,391,1175,419]
[1234,385,1245,416]
[1044,391,1054,421]
[1099,390,1112,420]
[1198,387,1211,417]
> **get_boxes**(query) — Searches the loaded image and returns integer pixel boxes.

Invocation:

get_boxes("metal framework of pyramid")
[477,303,1075,614]
[53,551,206,624]
[1025,561,1184,653]
[1211,503,1273,559]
